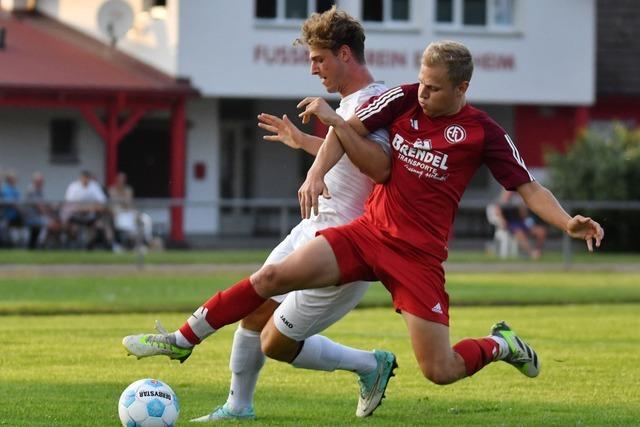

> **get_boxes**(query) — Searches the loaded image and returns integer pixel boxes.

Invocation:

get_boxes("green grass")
[1,271,639,315]
[0,248,637,265]
[0,249,271,265]
[1,305,638,426]
[1,258,639,425]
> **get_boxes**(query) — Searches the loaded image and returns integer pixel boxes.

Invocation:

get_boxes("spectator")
[108,172,134,211]
[108,172,138,250]
[0,171,23,246]
[495,190,547,259]
[23,172,62,249]
[61,170,114,250]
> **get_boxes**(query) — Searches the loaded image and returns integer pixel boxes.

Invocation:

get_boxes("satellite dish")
[97,0,134,46]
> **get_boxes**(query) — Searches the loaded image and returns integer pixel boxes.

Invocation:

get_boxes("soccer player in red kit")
[124,41,604,390]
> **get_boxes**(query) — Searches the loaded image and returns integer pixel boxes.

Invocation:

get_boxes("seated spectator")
[23,172,62,249]
[61,170,114,250]
[495,190,547,260]
[0,171,24,247]
[108,171,152,250]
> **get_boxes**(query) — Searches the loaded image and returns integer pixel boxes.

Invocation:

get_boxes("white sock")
[173,330,194,349]
[489,336,510,360]
[226,326,265,412]
[291,334,377,376]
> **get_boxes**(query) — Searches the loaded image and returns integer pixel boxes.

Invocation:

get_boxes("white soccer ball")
[118,378,180,427]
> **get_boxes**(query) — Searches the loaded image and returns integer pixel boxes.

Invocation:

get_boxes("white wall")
[184,98,220,233]
[0,107,104,200]
[177,0,595,104]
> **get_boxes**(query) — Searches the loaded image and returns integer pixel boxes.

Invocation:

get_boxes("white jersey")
[316,82,390,222]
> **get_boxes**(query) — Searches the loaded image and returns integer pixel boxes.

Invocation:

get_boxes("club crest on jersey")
[444,124,466,144]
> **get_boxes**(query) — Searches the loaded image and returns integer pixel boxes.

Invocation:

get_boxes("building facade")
[0,0,604,242]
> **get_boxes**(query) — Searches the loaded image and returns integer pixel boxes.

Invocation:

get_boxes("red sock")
[179,278,266,345]
[453,338,499,377]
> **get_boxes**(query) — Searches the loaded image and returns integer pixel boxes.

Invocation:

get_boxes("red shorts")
[317,218,449,326]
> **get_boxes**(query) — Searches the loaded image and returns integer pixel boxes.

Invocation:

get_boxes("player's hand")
[257,113,302,149]
[566,215,604,252]
[298,171,331,219]
[297,97,344,127]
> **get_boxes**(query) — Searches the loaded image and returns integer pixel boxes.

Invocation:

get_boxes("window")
[143,0,167,19]
[50,119,78,164]
[255,0,335,22]
[362,0,411,24]
[435,0,516,32]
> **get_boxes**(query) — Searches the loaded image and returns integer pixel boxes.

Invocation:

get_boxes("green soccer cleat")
[356,349,398,417]
[491,321,540,378]
[190,403,256,422]
[122,320,192,363]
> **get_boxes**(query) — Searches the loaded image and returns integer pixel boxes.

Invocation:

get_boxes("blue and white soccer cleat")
[491,320,540,378]
[190,403,256,422]
[356,349,398,417]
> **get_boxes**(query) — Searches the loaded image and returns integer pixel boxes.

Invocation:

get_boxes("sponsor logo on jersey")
[414,138,432,150]
[279,314,294,329]
[444,124,466,144]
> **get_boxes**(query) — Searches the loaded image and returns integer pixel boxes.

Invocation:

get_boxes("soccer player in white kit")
[123,7,397,420]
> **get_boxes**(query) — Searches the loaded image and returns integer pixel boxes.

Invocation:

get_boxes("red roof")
[0,10,196,95]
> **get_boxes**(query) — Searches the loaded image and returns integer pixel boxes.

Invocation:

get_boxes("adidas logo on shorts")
[431,303,443,314]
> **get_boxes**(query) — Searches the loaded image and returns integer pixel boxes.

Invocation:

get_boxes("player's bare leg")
[403,313,467,384]
[403,312,539,385]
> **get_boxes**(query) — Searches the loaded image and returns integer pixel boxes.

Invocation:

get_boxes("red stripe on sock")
[179,323,201,345]
[453,338,499,377]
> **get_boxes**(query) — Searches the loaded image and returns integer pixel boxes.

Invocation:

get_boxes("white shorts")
[263,213,371,341]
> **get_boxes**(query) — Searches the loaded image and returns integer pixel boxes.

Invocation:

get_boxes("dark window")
[436,0,453,22]
[363,0,383,21]
[316,0,335,13]
[50,119,78,164]
[463,0,486,25]
[143,0,166,10]
[392,0,409,20]
[256,0,276,18]
[285,0,308,19]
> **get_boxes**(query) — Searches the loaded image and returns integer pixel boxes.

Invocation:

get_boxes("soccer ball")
[118,378,180,427]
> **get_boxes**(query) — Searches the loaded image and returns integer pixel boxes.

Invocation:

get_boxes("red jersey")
[355,83,533,262]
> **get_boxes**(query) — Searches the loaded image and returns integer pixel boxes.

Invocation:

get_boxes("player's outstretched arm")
[298,127,344,219]
[257,113,324,155]
[517,181,604,251]
[298,97,391,183]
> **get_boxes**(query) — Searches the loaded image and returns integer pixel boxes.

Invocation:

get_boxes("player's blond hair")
[295,6,366,64]
[422,41,474,86]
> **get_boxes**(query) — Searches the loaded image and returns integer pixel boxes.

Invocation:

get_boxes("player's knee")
[418,361,455,386]
[251,264,289,296]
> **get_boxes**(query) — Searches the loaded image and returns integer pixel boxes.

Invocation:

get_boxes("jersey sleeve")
[355,85,408,133]
[366,128,391,155]
[481,115,535,191]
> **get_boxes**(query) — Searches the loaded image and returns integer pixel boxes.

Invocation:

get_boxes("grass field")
[1,252,639,425]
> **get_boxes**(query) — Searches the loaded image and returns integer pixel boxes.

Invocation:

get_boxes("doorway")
[118,120,170,198]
